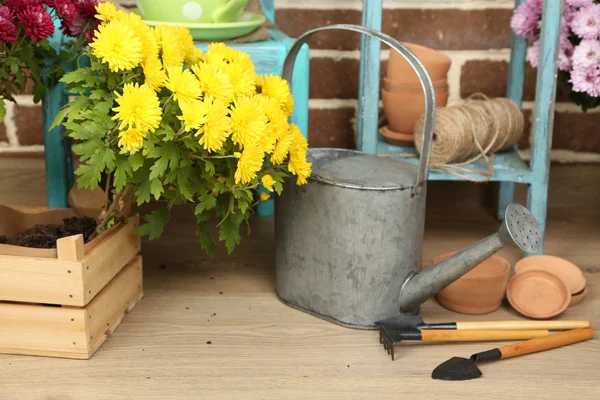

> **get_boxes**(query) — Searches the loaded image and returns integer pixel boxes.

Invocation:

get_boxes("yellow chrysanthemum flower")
[222,63,256,98]
[143,57,167,92]
[95,2,118,22]
[206,43,238,63]
[195,100,231,152]
[229,97,267,148]
[259,192,271,202]
[191,62,234,103]
[178,100,208,132]
[155,25,185,68]
[90,21,143,72]
[234,144,264,185]
[118,128,146,155]
[256,94,287,154]
[166,66,202,105]
[261,174,275,192]
[288,151,312,185]
[289,123,308,153]
[257,75,295,117]
[112,83,162,133]
[270,123,295,165]
[139,26,160,61]
[174,26,201,65]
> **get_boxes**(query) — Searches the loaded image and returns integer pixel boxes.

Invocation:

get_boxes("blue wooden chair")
[41,0,309,218]
[357,0,561,254]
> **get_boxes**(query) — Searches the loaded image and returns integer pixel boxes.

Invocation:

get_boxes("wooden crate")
[0,205,143,359]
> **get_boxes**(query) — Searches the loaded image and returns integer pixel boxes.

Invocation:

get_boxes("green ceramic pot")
[136,0,250,23]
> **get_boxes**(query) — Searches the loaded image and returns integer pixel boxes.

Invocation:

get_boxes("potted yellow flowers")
[52,2,311,255]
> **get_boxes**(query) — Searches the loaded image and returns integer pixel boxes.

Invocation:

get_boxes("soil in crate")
[0,216,97,249]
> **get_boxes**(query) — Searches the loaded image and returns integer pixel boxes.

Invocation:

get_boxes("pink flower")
[17,5,55,40]
[71,0,97,18]
[558,36,574,71]
[5,0,42,11]
[50,0,77,26]
[566,0,594,8]
[61,11,85,36]
[571,4,600,39]
[572,40,600,68]
[0,6,17,43]
[527,39,541,68]
[511,0,543,38]
[570,64,600,96]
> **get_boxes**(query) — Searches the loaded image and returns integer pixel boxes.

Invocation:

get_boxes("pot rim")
[431,251,511,281]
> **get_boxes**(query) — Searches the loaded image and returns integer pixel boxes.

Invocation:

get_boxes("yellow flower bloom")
[178,100,208,132]
[289,123,308,153]
[155,25,185,68]
[95,2,118,22]
[139,26,160,61]
[256,95,287,154]
[261,174,275,192]
[234,144,264,184]
[175,26,201,65]
[270,123,295,165]
[112,83,162,133]
[143,57,167,92]
[166,66,202,105]
[191,62,234,103]
[259,192,271,202]
[288,151,312,185]
[195,100,231,152]
[118,128,146,155]
[222,63,256,98]
[90,21,143,72]
[206,42,238,63]
[257,75,295,117]
[229,96,267,148]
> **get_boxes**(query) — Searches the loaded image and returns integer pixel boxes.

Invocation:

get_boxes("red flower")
[71,0,97,18]
[17,5,55,41]
[5,0,42,12]
[0,7,18,43]
[61,10,84,36]
[51,0,77,26]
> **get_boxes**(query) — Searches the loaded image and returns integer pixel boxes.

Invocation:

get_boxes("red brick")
[552,112,600,153]
[14,105,44,146]
[308,107,356,149]
[277,9,512,50]
[310,58,387,99]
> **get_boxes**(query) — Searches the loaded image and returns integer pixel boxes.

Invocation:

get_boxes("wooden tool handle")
[421,329,549,342]
[499,327,595,359]
[457,320,590,331]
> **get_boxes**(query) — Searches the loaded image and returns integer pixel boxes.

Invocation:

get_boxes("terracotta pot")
[388,42,452,84]
[381,87,449,134]
[507,269,571,319]
[429,251,510,315]
[379,126,414,146]
[383,77,447,92]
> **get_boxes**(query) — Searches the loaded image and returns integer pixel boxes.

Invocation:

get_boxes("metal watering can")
[275,25,543,329]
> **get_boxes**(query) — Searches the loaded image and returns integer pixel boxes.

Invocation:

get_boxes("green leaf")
[196,215,216,256]
[135,179,152,205]
[195,193,217,215]
[129,152,145,172]
[273,181,283,195]
[74,164,101,189]
[149,156,169,180]
[204,160,215,176]
[32,82,46,104]
[72,139,103,160]
[237,197,249,214]
[219,215,242,255]
[114,157,133,193]
[50,97,90,129]
[0,99,5,121]
[150,178,164,200]
[89,89,107,100]
[136,209,171,240]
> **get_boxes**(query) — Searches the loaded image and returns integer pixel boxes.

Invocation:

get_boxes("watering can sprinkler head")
[397,204,544,314]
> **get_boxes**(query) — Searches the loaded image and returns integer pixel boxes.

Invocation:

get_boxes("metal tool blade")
[431,357,483,381]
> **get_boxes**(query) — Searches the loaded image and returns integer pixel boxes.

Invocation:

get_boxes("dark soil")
[0,216,97,249]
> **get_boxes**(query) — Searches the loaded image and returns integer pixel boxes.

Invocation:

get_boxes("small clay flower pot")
[379,126,414,146]
[429,251,510,315]
[388,42,452,84]
[381,87,448,134]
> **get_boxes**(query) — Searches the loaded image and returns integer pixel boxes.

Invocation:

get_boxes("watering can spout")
[398,204,544,314]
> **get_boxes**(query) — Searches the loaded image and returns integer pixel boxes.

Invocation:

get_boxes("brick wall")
[2,0,600,163]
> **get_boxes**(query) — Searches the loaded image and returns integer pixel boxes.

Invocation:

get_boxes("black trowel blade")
[432,357,483,381]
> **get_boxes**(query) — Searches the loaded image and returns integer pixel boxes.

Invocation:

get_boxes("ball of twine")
[414,95,525,166]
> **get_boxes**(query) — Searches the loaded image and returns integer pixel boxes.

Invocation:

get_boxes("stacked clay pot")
[381,43,451,146]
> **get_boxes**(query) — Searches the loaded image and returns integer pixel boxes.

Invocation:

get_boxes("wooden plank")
[0,255,83,305]
[0,302,88,357]
[81,215,141,304]
[86,256,143,357]
[57,234,85,261]
[357,0,383,154]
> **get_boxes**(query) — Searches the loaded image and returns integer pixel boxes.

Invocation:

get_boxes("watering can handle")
[282,24,435,194]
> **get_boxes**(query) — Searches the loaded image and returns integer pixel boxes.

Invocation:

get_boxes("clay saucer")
[514,255,586,294]
[507,269,571,319]
[379,126,415,147]
[569,287,587,308]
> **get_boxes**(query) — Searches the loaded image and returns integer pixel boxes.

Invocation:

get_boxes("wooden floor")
[0,158,599,399]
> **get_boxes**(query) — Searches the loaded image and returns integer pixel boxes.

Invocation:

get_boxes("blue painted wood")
[259,0,275,22]
[357,0,382,154]
[377,137,532,183]
[527,0,563,254]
